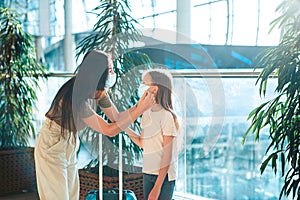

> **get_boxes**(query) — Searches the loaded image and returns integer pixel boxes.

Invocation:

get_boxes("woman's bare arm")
[82,91,155,137]
[100,102,137,123]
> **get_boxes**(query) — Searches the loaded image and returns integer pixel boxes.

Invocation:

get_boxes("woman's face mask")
[138,83,150,98]
[105,73,117,89]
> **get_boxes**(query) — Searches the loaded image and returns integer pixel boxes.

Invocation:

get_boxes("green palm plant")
[243,0,300,199]
[0,7,47,194]
[0,7,47,149]
[76,0,152,169]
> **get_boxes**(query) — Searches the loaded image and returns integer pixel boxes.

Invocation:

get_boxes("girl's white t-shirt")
[141,108,178,181]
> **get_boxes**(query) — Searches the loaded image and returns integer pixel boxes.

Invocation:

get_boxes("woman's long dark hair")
[45,77,76,138]
[46,50,109,138]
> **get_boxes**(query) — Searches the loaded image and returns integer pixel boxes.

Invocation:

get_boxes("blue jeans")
[143,173,175,200]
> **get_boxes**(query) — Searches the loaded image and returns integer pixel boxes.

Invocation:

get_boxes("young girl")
[126,69,180,200]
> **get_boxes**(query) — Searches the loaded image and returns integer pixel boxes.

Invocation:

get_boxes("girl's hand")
[137,90,156,112]
[148,186,161,200]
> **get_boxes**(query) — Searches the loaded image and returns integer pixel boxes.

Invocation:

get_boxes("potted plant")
[0,7,47,194]
[243,0,300,199]
[76,0,152,199]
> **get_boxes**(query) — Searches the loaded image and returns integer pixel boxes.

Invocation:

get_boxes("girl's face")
[141,73,158,94]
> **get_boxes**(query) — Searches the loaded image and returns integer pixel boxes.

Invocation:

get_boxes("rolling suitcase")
[85,189,137,200]
[85,134,138,200]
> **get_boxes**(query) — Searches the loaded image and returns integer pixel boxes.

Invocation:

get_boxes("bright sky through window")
[130,0,281,46]
[37,0,282,46]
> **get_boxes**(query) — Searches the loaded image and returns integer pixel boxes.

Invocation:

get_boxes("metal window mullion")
[119,134,123,200]
[99,134,103,200]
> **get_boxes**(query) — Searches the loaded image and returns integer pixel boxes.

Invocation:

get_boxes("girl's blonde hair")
[143,69,179,130]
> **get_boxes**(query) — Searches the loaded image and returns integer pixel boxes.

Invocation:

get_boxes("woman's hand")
[137,90,156,112]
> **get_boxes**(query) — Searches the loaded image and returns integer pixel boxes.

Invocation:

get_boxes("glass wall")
[7,0,287,199]
[31,72,290,199]
[7,0,282,46]
[172,76,288,199]
[131,0,281,46]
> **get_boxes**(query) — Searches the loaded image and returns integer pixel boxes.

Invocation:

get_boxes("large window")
[131,0,281,46]
[172,75,284,199]
[11,0,282,46]
[17,0,287,199]
[32,71,286,199]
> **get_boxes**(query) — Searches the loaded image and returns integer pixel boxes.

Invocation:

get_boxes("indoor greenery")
[76,0,152,169]
[243,0,300,199]
[0,7,46,149]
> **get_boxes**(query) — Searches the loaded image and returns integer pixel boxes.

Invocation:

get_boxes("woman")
[34,50,156,200]
[126,69,180,200]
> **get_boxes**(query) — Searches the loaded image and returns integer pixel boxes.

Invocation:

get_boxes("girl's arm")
[125,128,144,148]
[82,92,154,137]
[148,135,175,200]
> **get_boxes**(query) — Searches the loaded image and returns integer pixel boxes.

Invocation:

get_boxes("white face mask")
[138,84,150,98]
[105,73,117,89]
